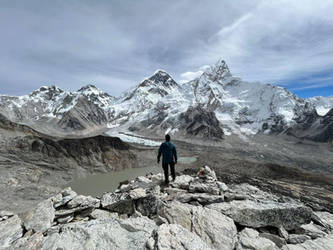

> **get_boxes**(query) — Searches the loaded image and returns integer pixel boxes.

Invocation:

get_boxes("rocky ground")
[0,114,137,213]
[1,167,332,249]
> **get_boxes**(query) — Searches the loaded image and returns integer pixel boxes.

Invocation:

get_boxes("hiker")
[157,134,177,184]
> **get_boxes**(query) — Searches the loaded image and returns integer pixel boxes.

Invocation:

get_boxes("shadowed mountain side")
[285,108,333,142]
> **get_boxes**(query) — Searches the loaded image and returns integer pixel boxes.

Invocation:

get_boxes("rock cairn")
[1,166,333,249]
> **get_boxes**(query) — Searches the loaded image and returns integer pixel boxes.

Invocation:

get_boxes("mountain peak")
[203,59,232,80]
[77,84,99,92]
[138,70,178,89]
[30,85,64,99]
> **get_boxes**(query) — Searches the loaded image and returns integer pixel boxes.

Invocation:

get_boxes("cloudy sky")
[1,0,333,98]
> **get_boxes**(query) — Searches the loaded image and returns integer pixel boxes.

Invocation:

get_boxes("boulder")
[207,200,312,230]
[158,201,193,230]
[22,198,55,233]
[295,222,327,239]
[313,211,333,230]
[101,192,134,214]
[129,188,146,200]
[287,234,311,244]
[188,180,220,195]
[146,223,213,250]
[191,206,238,250]
[89,209,119,220]
[236,228,279,250]
[9,232,43,250]
[259,233,287,248]
[136,194,163,216]
[0,215,23,249]
[67,195,100,209]
[170,175,194,189]
[41,217,156,250]
[217,181,229,192]
[282,234,333,250]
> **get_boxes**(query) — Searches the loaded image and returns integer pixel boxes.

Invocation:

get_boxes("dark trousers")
[162,162,175,184]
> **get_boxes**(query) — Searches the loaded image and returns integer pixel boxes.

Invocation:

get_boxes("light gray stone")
[282,233,333,250]
[191,206,238,250]
[41,217,156,250]
[236,228,279,250]
[170,175,194,189]
[0,210,14,218]
[260,233,287,248]
[89,209,119,220]
[189,180,220,195]
[129,188,146,200]
[22,198,55,233]
[175,192,224,205]
[288,234,311,244]
[100,192,134,214]
[158,201,193,230]
[67,195,100,209]
[296,222,327,239]
[147,223,213,250]
[53,188,77,208]
[9,232,43,250]
[314,211,333,230]
[278,225,289,240]
[217,181,229,192]
[207,200,312,230]
[57,214,74,224]
[0,215,23,249]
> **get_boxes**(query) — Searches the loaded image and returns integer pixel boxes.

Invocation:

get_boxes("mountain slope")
[0,85,115,136]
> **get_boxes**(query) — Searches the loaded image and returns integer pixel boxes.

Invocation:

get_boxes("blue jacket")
[158,141,177,164]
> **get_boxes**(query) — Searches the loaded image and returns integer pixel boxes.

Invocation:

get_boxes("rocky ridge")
[1,167,332,249]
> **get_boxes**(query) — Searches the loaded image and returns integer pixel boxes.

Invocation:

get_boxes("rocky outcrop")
[178,105,224,139]
[1,166,333,249]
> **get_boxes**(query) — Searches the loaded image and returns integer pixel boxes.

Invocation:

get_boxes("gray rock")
[164,187,188,195]
[147,223,213,250]
[0,210,14,218]
[41,217,156,250]
[189,179,220,195]
[56,214,74,224]
[100,192,134,214]
[132,176,153,189]
[260,233,287,248]
[89,209,119,220]
[136,194,163,216]
[207,200,312,230]
[314,211,333,230]
[295,222,327,239]
[67,195,100,209]
[170,175,194,189]
[217,181,229,192]
[8,232,43,250]
[288,234,311,244]
[191,206,238,250]
[278,225,289,240]
[0,215,23,249]
[175,192,224,205]
[237,228,279,250]
[53,188,77,208]
[129,188,146,200]
[22,198,55,233]
[282,233,333,250]
[158,201,193,230]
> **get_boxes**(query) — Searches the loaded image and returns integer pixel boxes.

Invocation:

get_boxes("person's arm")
[157,144,162,163]
[173,146,177,164]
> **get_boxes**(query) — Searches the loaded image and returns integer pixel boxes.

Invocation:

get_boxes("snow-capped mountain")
[0,59,332,141]
[0,85,115,135]
[308,96,333,116]
[107,59,316,139]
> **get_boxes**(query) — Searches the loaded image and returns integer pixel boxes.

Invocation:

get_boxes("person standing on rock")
[157,134,177,184]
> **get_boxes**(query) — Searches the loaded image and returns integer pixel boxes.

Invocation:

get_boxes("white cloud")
[179,70,204,83]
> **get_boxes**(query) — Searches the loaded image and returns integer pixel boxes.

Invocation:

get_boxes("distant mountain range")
[0,59,332,141]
